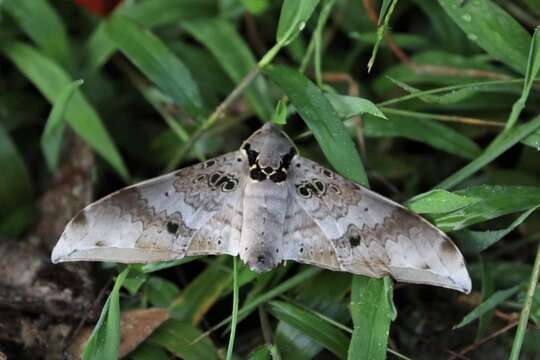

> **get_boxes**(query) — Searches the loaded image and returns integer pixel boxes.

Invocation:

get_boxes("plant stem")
[509,243,540,360]
[226,257,239,360]
[164,66,261,172]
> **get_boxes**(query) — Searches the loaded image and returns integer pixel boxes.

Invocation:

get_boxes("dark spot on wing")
[349,236,361,248]
[167,221,179,234]
[202,159,216,168]
[95,240,105,247]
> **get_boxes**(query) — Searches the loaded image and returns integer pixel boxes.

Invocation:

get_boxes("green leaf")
[505,26,540,130]
[276,0,320,46]
[407,189,479,214]
[275,271,351,360]
[144,277,181,308]
[240,0,271,14]
[0,124,33,222]
[326,93,387,120]
[169,260,231,324]
[271,99,289,125]
[121,0,216,28]
[209,267,321,336]
[264,65,368,186]
[83,1,216,72]
[105,16,204,118]
[129,344,170,360]
[386,76,477,104]
[522,129,540,149]
[348,276,395,360]
[148,320,219,360]
[1,42,129,180]
[3,0,71,67]
[454,286,520,329]
[183,19,272,120]
[431,186,540,231]
[367,0,398,72]
[437,114,540,189]
[269,301,349,358]
[363,113,481,160]
[247,346,272,360]
[41,79,83,171]
[438,0,531,74]
[455,206,540,255]
[122,267,148,295]
[142,257,200,273]
[83,268,130,360]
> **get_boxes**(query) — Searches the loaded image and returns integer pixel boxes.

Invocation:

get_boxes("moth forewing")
[52,122,471,293]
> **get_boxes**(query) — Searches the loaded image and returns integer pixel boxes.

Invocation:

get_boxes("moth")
[52,123,471,293]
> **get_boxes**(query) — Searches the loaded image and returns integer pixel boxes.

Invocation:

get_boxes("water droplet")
[462,13,472,22]
[468,33,478,41]
[298,21,306,31]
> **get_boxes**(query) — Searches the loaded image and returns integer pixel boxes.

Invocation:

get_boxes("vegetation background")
[1,0,540,359]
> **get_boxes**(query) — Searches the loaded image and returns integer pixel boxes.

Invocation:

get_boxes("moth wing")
[51,151,247,264]
[286,155,471,293]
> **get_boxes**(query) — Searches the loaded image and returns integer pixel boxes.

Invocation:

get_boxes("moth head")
[241,123,296,172]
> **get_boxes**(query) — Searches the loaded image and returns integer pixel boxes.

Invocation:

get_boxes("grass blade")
[149,320,219,360]
[454,286,520,329]
[505,26,540,130]
[3,0,71,67]
[269,301,349,358]
[183,19,272,120]
[438,0,531,74]
[264,65,368,186]
[276,0,320,46]
[226,257,240,360]
[1,41,129,180]
[106,16,204,119]
[510,244,540,360]
[348,276,395,360]
[437,114,540,189]
[41,79,83,171]
[0,124,33,235]
[83,267,130,360]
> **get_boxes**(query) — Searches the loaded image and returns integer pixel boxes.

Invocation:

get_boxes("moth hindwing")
[52,123,471,293]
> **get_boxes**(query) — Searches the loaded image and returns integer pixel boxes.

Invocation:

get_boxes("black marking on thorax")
[243,144,296,183]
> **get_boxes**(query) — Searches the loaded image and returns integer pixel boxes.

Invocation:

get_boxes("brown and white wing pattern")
[285,155,471,293]
[51,151,247,264]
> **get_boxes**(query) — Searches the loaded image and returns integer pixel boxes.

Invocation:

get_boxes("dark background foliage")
[1,0,540,359]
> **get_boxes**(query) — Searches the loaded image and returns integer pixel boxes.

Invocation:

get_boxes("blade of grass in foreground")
[510,244,540,360]
[41,79,83,171]
[264,64,368,187]
[226,257,239,360]
[505,26,540,131]
[348,276,395,360]
[191,267,321,344]
[83,268,130,360]
[437,114,540,190]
